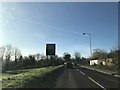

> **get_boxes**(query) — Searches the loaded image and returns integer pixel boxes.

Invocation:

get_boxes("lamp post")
[83,33,92,57]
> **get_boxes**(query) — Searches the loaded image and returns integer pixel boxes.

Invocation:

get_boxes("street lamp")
[83,33,92,57]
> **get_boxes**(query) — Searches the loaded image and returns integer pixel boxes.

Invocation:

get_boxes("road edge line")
[79,65,113,76]
[88,77,107,90]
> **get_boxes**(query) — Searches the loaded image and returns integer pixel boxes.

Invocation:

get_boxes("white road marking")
[69,75,70,80]
[76,69,85,75]
[69,69,70,80]
[79,71,85,75]
[88,77,107,90]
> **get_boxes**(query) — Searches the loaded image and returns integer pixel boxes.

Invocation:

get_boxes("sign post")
[46,44,56,66]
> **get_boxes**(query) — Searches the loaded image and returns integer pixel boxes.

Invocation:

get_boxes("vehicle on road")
[72,62,79,69]
[64,62,73,69]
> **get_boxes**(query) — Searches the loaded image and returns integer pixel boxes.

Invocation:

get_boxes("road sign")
[46,44,56,55]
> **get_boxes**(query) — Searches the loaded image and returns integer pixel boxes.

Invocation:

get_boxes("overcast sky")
[0,2,118,57]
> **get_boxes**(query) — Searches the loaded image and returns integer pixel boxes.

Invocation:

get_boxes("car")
[74,63,77,66]
[72,62,79,69]
[65,62,73,69]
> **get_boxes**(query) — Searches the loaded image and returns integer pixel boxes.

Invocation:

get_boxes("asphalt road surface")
[23,64,119,89]
[54,66,119,89]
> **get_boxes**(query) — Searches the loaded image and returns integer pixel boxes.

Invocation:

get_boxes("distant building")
[90,58,115,66]
[106,58,114,66]
[90,60,100,65]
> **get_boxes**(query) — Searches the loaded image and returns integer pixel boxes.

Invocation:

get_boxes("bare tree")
[40,54,46,60]
[13,47,21,69]
[91,49,107,60]
[4,44,13,70]
[0,46,5,62]
[63,53,71,62]
[34,53,41,61]
[17,55,23,69]
[5,44,13,59]
[74,51,81,61]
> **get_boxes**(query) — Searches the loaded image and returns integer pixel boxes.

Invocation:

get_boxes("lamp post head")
[83,33,86,35]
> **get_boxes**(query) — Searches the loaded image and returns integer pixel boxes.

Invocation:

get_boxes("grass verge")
[2,65,63,88]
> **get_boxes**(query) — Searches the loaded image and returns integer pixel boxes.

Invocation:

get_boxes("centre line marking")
[77,69,85,75]
[88,77,107,90]
[79,71,85,75]
[69,69,70,80]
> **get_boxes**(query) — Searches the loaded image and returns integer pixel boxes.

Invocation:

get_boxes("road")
[23,64,119,89]
[54,65,119,89]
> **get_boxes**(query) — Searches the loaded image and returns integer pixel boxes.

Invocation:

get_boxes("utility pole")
[83,33,92,57]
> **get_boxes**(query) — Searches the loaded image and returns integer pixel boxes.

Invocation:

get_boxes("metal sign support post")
[46,44,56,67]
[47,55,48,66]
[52,55,54,67]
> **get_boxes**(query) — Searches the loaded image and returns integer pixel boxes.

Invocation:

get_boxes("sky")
[0,0,119,2]
[0,2,118,58]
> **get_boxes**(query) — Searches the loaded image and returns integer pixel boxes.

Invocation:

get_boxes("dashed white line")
[76,69,85,75]
[88,77,107,90]
[79,71,85,75]
[69,69,70,80]
[69,75,70,80]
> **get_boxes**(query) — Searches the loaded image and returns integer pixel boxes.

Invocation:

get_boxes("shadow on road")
[22,67,65,88]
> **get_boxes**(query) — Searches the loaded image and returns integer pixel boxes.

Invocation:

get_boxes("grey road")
[55,69,101,88]
[54,65,119,89]
[23,65,119,89]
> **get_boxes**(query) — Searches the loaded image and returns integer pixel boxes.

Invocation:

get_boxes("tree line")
[0,44,119,72]
[0,44,64,72]
[72,48,119,61]
[72,48,120,72]
[64,48,119,67]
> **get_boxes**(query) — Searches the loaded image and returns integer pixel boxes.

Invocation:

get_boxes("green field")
[2,65,63,88]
